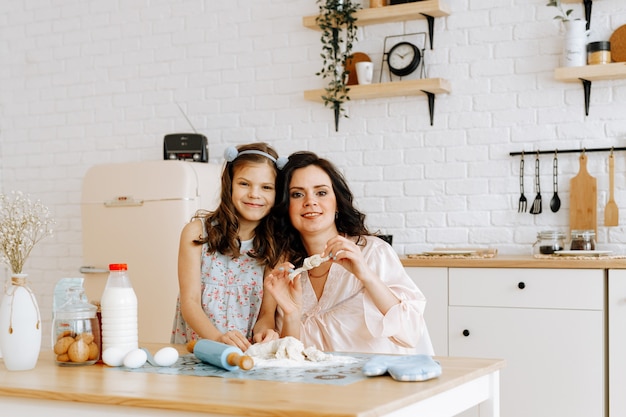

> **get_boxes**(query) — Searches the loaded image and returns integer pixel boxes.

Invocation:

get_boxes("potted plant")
[546,1,587,67]
[546,0,574,23]
[315,0,360,132]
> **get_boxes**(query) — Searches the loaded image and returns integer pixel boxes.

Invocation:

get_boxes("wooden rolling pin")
[186,339,254,371]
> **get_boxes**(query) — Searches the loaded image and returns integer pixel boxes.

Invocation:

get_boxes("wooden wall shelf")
[302,1,451,30]
[303,0,451,49]
[554,63,626,82]
[303,78,451,126]
[303,78,451,102]
[554,63,626,115]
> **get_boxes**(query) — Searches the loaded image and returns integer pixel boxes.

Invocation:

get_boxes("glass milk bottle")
[100,263,138,356]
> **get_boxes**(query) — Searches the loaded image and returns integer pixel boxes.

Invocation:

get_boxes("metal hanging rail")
[509,146,626,157]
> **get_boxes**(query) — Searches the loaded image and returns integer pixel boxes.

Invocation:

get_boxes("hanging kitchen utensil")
[550,150,561,213]
[529,152,542,214]
[570,152,597,236]
[604,150,619,226]
[518,153,527,213]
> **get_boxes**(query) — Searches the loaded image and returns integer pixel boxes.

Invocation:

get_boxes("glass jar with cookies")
[52,286,100,366]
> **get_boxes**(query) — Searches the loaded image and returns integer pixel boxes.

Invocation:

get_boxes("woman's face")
[288,165,338,236]
[231,162,276,225]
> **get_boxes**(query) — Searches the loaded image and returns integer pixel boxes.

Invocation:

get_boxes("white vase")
[562,20,589,67]
[0,274,42,371]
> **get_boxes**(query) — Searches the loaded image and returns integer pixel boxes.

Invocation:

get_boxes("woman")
[171,142,286,351]
[265,151,433,355]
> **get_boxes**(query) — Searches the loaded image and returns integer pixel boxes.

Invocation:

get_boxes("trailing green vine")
[315,0,360,132]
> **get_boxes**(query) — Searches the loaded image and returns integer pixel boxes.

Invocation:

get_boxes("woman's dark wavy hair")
[271,151,370,266]
[191,142,280,267]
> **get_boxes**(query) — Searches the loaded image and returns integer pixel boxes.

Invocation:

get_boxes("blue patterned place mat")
[117,353,372,386]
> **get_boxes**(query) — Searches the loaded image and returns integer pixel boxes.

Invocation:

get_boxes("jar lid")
[571,229,596,237]
[537,230,566,239]
[55,286,97,319]
[109,263,128,271]
[587,41,611,52]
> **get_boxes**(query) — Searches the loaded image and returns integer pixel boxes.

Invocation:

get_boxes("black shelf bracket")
[421,90,435,126]
[420,14,435,49]
[583,0,593,31]
[581,78,592,116]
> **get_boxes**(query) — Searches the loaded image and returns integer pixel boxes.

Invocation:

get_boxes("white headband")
[224,146,288,170]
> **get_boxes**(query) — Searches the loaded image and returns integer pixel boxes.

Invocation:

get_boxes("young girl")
[171,142,286,351]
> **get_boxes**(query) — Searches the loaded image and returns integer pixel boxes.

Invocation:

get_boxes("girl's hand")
[252,328,279,344]
[216,330,251,351]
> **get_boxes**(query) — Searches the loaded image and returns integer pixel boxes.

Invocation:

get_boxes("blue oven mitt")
[362,354,442,382]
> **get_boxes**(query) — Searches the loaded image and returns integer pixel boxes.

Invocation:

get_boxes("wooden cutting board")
[610,24,626,62]
[570,154,597,236]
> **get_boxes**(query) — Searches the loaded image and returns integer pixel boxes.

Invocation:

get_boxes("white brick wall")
[2,0,626,343]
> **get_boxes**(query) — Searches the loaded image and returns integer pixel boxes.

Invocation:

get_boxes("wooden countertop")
[401,254,626,269]
[0,343,505,417]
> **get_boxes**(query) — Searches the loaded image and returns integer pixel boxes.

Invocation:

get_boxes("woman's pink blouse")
[279,236,434,355]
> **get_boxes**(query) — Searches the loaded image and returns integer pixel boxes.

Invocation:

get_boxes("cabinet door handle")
[518,282,526,289]
[462,329,470,337]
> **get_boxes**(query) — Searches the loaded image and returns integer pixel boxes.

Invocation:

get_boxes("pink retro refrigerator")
[80,160,221,343]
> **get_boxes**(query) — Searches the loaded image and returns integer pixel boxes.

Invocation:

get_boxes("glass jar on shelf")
[52,286,100,366]
[533,230,566,255]
[570,230,596,251]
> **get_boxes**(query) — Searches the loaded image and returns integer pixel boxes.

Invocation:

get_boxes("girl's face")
[288,165,338,237]
[231,162,276,225]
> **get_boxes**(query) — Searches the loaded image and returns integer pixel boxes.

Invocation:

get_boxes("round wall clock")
[387,41,421,77]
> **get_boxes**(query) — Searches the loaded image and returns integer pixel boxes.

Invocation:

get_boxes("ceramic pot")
[0,274,42,371]
[562,20,589,67]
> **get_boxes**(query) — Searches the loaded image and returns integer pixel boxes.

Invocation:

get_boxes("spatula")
[604,152,619,226]
[529,153,542,215]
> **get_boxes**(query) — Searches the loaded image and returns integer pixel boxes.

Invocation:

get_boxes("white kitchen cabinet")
[405,267,448,356]
[449,268,605,417]
[608,270,626,417]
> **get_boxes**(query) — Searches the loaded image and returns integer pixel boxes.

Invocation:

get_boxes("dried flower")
[0,191,55,274]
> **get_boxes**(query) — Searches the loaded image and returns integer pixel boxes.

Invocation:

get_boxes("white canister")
[356,61,374,85]
[562,20,589,67]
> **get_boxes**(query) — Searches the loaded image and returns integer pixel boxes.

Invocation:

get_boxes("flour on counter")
[246,336,357,368]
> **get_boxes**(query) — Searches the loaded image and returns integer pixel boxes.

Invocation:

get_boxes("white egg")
[153,346,179,367]
[102,347,126,367]
[123,348,148,369]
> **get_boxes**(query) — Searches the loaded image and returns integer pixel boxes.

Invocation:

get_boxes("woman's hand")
[324,235,375,283]
[216,330,252,351]
[265,262,302,316]
[326,235,401,315]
